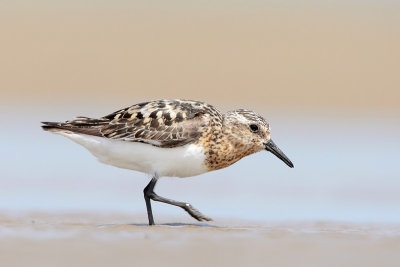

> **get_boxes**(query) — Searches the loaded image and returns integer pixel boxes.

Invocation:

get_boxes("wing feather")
[43,100,222,148]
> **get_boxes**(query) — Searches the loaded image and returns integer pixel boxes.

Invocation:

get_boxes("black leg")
[143,177,157,225]
[143,176,212,226]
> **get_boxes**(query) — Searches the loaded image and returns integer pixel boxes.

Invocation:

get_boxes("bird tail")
[41,117,109,136]
[41,121,69,132]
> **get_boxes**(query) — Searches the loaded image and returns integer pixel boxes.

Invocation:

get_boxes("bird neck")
[200,118,259,171]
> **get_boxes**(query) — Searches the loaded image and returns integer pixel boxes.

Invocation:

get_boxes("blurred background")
[1,0,399,223]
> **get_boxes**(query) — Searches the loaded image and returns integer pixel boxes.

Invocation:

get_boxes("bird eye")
[249,124,259,133]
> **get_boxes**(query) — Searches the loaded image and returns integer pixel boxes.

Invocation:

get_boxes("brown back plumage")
[41,99,223,148]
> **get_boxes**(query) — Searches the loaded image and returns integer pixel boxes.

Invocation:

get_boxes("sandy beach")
[1,212,399,267]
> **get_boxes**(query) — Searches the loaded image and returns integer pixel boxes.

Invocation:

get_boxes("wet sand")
[1,212,399,267]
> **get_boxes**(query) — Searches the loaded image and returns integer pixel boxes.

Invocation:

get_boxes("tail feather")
[41,119,108,136]
[41,121,65,131]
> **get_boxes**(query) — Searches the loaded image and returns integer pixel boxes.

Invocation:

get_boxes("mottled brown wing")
[98,100,221,148]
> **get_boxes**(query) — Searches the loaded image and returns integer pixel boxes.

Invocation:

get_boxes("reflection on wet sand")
[1,212,400,266]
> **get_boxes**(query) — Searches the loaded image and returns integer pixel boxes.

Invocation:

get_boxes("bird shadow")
[98,222,225,229]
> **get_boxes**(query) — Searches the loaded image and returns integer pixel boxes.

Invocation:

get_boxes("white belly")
[55,132,208,178]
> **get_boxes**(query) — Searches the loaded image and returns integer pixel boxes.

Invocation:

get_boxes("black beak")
[264,139,294,168]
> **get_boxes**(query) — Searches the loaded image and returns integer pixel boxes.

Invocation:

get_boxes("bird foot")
[183,203,212,222]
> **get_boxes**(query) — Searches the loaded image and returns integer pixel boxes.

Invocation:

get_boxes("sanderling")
[42,99,293,225]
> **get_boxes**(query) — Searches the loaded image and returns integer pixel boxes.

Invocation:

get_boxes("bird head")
[225,109,294,168]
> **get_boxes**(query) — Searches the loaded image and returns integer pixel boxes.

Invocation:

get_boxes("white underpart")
[54,132,208,178]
